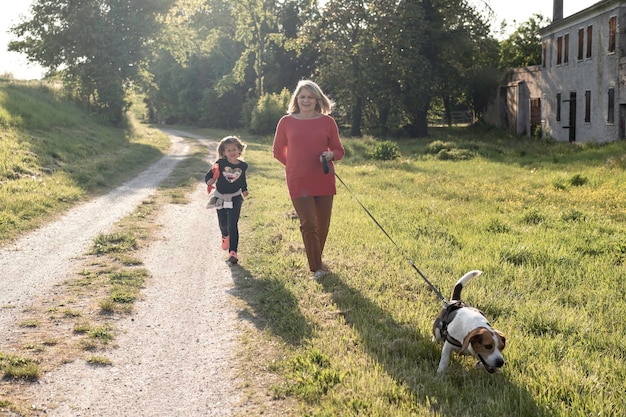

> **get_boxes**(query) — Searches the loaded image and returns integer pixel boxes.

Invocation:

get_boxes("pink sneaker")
[228,251,238,264]
[221,236,229,251]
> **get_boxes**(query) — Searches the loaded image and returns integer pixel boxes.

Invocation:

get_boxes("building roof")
[538,0,621,36]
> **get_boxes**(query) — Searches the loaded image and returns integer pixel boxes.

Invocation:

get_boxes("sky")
[1,0,600,80]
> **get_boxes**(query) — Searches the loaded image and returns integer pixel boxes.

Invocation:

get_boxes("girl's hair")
[216,135,246,159]
[287,79,334,115]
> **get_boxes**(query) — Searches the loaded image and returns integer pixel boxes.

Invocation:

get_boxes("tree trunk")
[350,96,363,137]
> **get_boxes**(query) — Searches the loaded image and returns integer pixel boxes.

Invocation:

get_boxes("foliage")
[7,0,548,136]
[367,140,401,161]
[9,0,173,124]
[250,89,291,134]
[139,0,503,134]
[499,14,551,68]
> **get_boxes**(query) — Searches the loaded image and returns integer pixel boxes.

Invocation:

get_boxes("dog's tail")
[450,270,482,301]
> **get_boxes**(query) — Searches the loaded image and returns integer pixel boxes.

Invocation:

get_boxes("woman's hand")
[320,151,334,162]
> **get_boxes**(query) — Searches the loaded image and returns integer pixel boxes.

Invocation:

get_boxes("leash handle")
[321,155,330,174]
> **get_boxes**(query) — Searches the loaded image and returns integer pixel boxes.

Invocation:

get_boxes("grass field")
[231,126,626,416]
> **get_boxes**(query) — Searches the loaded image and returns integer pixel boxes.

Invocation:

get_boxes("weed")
[88,325,113,342]
[0,352,40,381]
[72,320,91,334]
[98,298,116,313]
[485,218,511,233]
[109,268,148,287]
[367,140,401,160]
[18,319,39,328]
[87,356,113,366]
[110,290,136,304]
[90,232,137,254]
[569,173,589,186]
[62,308,82,318]
[522,207,546,225]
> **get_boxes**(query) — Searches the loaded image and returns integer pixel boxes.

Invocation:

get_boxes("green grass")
[0,352,40,381]
[2,84,625,415]
[0,81,169,245]
[87,355,113,366]
[229,126,626,416]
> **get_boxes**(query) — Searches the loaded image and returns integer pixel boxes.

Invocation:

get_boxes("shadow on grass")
[314,273,552,417]
[228,264,312,347]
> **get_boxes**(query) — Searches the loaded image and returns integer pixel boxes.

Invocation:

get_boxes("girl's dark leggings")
[217,195,243,252]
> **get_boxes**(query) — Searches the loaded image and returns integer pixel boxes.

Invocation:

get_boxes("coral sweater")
[273,114,345,199]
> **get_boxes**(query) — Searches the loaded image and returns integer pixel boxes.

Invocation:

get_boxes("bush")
[367,140,400,160]
[250,89,291,135]
[568,174,588,186]
[426,140,455,154]
[435,148,474,161]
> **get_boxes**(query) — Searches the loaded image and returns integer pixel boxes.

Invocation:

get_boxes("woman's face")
[297,88,317,113]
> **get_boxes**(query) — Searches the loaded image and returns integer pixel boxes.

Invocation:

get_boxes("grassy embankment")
[0,80,169,245]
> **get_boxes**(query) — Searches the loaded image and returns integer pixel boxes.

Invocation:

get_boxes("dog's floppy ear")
[459,328,485,354]
[496,330,506,349]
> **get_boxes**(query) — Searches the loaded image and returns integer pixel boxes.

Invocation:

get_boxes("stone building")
[484,0,626,143]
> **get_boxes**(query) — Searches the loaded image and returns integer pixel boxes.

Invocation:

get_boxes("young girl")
[205,136,249,264]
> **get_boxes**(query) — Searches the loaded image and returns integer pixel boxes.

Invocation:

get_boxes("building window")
[586,25,593,59]
[578,28,584,60]
[609,16,616,53]
[556,93,562,122]
[564,34,569,64]
[608,88,615,123]
[542,41,547,67]
[557,36,563,65]
[585,90,591,123]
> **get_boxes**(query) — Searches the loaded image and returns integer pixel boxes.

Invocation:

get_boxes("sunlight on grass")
[0,82,169,245]
[232,126,626,416]
[0,352,40,381]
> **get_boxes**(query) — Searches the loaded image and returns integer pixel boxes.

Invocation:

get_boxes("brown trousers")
[291,195,334,272]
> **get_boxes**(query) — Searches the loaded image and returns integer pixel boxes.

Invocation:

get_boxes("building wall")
[540,1,624,143]
[483,0,626,143]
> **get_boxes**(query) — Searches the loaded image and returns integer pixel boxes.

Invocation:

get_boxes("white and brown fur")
[432,270,506,374]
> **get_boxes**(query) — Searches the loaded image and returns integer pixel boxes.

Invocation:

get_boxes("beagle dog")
[432,270,506,374]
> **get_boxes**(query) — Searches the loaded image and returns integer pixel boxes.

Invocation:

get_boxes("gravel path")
[1,130,244,416]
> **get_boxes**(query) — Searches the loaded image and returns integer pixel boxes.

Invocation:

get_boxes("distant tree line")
[9,0,548,136]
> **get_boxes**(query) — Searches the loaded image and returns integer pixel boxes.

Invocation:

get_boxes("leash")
[323,156,447,303]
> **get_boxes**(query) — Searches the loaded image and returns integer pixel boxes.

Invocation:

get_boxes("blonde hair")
[287,80,334,115]
[216,135,246,159]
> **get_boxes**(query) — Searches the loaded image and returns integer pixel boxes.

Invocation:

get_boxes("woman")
[272,80,345,280]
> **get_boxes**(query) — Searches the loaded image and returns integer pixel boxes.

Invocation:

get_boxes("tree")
[233,0,281,98]
[499,14,550,68]
[430,1,497,126]
[143,0,246,127]
[9,0,173,124]
[316,0,373,137]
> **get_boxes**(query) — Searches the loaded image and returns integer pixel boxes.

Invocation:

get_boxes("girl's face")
[223,143,241,162]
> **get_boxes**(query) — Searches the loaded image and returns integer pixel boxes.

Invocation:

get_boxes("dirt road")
[1,130,245,416]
